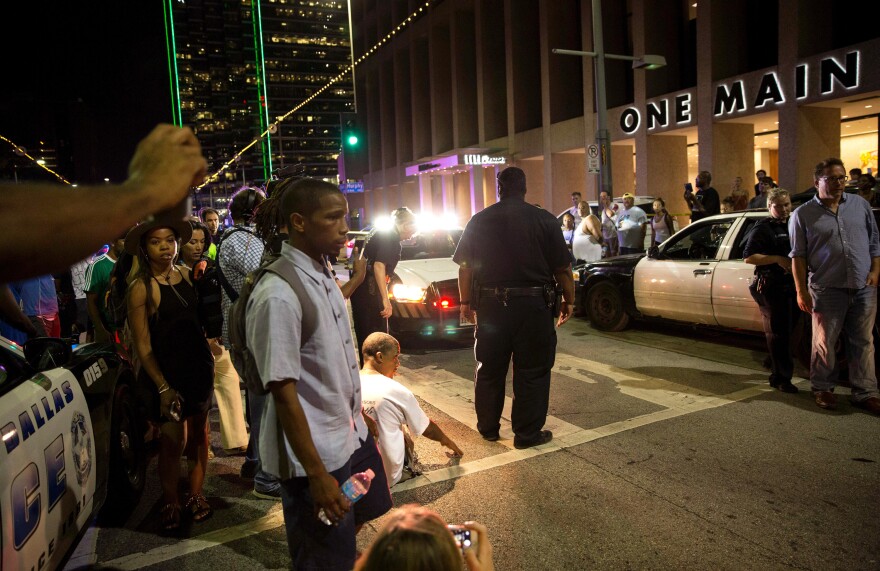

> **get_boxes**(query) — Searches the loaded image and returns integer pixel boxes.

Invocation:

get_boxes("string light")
[197,0,434,189]
[0,134,71,185]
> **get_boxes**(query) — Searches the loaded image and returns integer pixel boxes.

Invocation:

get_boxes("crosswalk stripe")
[100,508,286,570]
[394,383,770,491]
[396,365,582,449]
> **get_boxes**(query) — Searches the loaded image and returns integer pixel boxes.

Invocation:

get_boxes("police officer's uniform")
[453,198,570,445]
[350,228,402,360]
[743,217,801,390]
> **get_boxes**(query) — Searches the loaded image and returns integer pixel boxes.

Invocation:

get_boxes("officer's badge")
[71,411,93,486]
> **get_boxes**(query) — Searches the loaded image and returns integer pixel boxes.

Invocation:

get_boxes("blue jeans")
[809,285,878,400]
[280,459,356,571]
[245,390,281,493]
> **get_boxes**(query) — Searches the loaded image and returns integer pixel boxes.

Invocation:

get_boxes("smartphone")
[448,525,473,550]
[684,182,693,193]
[169,394,184,422]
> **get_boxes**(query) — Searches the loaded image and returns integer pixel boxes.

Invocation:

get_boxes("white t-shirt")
[616,206,648,248]
[360,371,430,486]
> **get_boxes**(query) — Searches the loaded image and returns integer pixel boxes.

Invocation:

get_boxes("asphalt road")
[72,315,879,571]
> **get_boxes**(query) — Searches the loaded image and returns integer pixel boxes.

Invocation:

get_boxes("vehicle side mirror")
[23,338,72,371]
[647,245,663,259]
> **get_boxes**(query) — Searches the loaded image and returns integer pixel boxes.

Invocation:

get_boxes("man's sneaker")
[252,487,282,501]
[240,460,258,480]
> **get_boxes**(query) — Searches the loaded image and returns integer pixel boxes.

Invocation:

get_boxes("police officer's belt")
[480,286,545,297]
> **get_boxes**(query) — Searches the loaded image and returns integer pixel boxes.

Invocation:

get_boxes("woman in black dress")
[126,219,215,530]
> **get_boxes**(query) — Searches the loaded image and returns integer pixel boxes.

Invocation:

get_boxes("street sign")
[340,181,364,193]
[587,144,600,174]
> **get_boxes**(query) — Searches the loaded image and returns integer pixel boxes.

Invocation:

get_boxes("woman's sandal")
[185,493,213,523]
[160,503,181,531]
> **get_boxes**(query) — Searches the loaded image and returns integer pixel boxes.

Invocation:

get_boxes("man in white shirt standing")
[360,332,464,486]
[616,193,648,255]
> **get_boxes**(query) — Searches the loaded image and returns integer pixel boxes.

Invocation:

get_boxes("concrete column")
[518,160,546,207]
[645,134,689,224]
[551,153,586,214]
[469,166,486,216]
[484,167,499,208]
[401,180,420,213]
[418,174,434,214]
[778,106,840,193]
[709,123,754,198]
[611,145,635,198]
[440,174,456,214]
[453,173,471,219]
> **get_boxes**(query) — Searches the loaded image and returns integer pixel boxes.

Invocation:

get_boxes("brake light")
[432,297,456,309]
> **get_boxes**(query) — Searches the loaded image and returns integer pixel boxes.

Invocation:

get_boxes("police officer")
[351,207,418,362]
[744,187,800,394]
[453,167,575,449]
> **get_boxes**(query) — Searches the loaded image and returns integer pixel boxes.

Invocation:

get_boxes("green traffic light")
[347,135,359,146]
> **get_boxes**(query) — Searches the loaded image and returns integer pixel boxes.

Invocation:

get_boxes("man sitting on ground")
[360,332,464,486]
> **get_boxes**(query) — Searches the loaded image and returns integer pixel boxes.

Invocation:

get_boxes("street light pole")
[591,0,612,200]
[553,0,665,200]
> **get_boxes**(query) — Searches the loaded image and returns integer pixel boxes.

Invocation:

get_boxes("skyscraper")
[164,0,354,210]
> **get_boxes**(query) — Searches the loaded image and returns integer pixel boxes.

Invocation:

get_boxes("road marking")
[101,508,286,570]
[396,366,582,448]
[100,353,783,568]
[394,383,769,491]
[553,352,768,409]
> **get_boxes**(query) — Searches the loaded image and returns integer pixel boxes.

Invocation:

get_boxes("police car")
[576,211,772,333]
[0,337,146,571]
[386,228,474,341]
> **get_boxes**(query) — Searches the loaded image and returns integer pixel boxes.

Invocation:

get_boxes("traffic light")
[342,117,360,150]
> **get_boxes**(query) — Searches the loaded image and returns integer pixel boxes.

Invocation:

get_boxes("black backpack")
[227,255,318,396]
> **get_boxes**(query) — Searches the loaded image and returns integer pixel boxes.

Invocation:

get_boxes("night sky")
[3,3,169,184]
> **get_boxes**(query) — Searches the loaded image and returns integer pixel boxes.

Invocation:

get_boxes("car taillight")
[432,297,456,309]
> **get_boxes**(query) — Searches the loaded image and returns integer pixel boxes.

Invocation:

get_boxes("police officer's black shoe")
[513,430,553,450]
[480,431,500,442]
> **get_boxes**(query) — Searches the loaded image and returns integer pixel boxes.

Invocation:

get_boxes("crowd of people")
[2,122,878,569]
[0,125,500,570]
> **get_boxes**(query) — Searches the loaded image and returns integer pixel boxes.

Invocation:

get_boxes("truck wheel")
[102,382,147,523]
[586,281,630,332]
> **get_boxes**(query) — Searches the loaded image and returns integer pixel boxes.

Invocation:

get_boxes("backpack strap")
[263,257,318,346]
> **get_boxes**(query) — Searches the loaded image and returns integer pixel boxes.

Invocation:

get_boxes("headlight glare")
[391,283,427,302]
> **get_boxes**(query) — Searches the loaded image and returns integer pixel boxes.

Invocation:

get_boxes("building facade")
[344,0,880,225]
[164,0,354,212]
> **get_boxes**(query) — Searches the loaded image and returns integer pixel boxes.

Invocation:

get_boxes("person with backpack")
[181,219,248,455]
[240,178,391,570]
[125,217,215,531]
[216,186,283,499]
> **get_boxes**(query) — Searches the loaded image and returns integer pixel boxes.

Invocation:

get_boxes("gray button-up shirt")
[246,242,365,479]
[789,194,880,288]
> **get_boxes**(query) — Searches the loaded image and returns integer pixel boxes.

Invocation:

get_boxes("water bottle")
[317,469,375,525]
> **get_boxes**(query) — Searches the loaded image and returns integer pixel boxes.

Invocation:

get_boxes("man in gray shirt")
[789,158,880,414]
[245,178,390,569]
